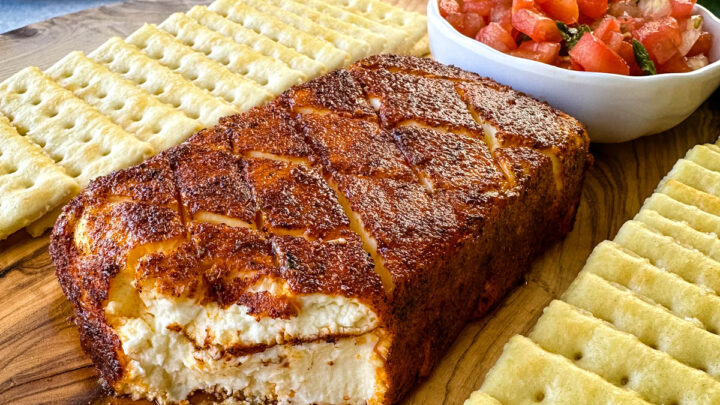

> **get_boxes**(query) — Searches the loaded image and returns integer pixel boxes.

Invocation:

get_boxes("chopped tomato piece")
[463,0,495,15]
[687,31,712,56]
[476,22,518,52]
[439,0,461,17]
[569,32,631,74]
[657,52,692,72]
[570,58,585,70]
[670,0,696,19]
[633,16,682,64]
[512,0,535,13]
[510,40,561,63]
[512,8,563,42]
[605,31,625,52]
[490,4,514,32]
[447,12,487,37]
[537,0,579,24]
[577,0,608,18]
[593,16,621,43]
[617,40,643,75]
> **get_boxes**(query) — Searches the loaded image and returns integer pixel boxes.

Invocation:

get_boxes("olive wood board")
[0,0,718,404]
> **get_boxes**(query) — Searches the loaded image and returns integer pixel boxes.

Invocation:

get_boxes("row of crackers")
[467,139,720,404]
[0,0,428,240]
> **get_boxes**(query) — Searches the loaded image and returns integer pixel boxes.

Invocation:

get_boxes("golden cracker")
[47,51,201,152]
[563,272,720,377]
[531,300,720,404]
[587,241,720,337]
[0,66,153,187]
[663,159,720,198]
[659,179,720,218]
[481,335,648,405]
[260,0,386,54]
[126,24,273,111]
[635,209,720,262]
[642,192,720,238]
[614,220,720,296]
[0,114,79,240]
[296,0,408,54]
[89,37,239,127]
[325,0,427,49]
[208,0,351,70]
[686,144,720,173]
[187,6,325,79]
[159,13,305,95]
[240,0,371,62]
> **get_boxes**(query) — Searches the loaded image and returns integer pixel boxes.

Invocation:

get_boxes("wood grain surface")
[0,1,718,404]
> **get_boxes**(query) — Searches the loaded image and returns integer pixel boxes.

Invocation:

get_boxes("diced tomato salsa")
[441,0,714,75]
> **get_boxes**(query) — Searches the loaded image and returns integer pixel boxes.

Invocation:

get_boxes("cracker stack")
[466,141,720,405]
[0,0,428,240]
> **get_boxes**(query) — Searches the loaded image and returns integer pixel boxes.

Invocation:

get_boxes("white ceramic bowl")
[428,1,720,142]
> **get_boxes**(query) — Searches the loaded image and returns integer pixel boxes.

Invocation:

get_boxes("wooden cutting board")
[0,1,718,404]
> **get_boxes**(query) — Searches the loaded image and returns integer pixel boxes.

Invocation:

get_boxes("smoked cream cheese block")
[50,55,591,404]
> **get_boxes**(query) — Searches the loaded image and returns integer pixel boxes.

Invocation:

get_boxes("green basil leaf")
[632,39,657,75]
[557,22,592,50]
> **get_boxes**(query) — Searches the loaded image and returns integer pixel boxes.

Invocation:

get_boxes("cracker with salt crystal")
[531,300,720,405]
[208,0,350,71]
[634,209,720,262]
[587,241,720,336]
[89,37,238,128]
[126,24,273,111]
[294,0,407,54]
[642,193,720,238]
[260,0,386,55]
[47,51,201,152]
[564,271,720,378]
[0,114,79,240]
[240,0,370,62]
[325,0,428,50]
[187,6,325,79]
[614,220,720,296]
[659,179,720,217]
[0,66,153,188]
[159,13,305,95]
[481,335,648,405]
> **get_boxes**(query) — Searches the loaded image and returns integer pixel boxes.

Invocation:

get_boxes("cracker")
[259,0,386,55]
[325,0,428,49]
[659,179,720,218]
[208,0,350,70]
[159,13,305,95]
[292,0,407,54]
[463,391,501,405]
[409,34,431,57]
[686,144,720,173]
[240,0,371,62]
[642,193,720,238]
[480,335,648,405]
[635,209,720,262]
[89,37,238,127]
[0,66,153,188]
[663,159,720,198]
[0,115,79,240]
[614,220,720,296]
[187,6,325,79]
[25,207,64,237]
[587,241,720,337]
[563,272,720,377]
[530,300,720,404]
[126,24,273,111]
[47,51,200,152]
